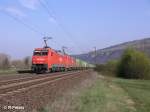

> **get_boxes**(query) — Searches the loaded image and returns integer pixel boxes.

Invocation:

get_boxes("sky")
[0,0,150,59]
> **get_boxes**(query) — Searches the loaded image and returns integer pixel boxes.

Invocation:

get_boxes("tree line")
[0,53,31,70]
[95,48,150,80]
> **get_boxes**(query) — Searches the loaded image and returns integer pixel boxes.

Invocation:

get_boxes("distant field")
[0,69,17,75]
[0,69,31,75]
[73,75,150,112]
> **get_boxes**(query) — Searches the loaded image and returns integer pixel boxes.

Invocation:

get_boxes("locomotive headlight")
[37,58,45,61]
[59,57,62,62]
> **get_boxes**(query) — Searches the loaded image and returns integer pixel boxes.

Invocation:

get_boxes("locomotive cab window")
[33,50,48,56]
[33,51,41,56]
[42,51,48,55]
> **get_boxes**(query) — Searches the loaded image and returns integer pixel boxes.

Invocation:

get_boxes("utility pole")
[143,39,145,52]
[43,37,52,48]
[94,47,97,64]
[62,46,67,54]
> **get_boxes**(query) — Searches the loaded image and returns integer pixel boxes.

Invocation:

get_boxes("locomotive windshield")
[33,50,48,56]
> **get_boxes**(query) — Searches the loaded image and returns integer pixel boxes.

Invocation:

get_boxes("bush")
[94,64,107,72]
[94,60,118,77]
[117,48,150,79]
[106,60,118,74]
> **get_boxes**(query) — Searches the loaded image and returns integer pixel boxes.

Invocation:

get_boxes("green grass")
[73,77,136,112]
[114,78,150,112]
[73,76,150,112]
[0,69,31,75]
[38,73,150,112]
[38,107,49,112]
[0,69,17,75]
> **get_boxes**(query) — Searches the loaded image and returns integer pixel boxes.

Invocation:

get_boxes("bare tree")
[11,60,24,69]
[23,56,31,69]
[0,53,10,70]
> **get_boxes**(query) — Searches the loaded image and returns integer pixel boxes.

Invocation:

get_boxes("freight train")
[31,39,95,73]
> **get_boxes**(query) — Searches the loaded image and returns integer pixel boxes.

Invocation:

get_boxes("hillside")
[74,38,150,64]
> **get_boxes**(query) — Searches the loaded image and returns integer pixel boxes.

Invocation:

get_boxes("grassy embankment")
[0,69,17,75]
[73,76,150,112]
[115,78,150,112]
[0,69,31,75]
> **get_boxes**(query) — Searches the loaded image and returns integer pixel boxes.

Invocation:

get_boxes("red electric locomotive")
[31,38,76,73]
[31,47,76,73]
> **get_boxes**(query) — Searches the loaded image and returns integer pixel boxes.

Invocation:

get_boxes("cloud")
[19,0,39,10]
[4,7,26,18]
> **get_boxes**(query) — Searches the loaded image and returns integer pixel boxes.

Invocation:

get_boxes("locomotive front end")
[31,48,49,73]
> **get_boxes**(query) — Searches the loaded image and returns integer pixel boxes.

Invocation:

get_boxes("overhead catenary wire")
[38,0,74,44]
[1,11,46,37]
[1,10,63,49]
[1,1,90,55]
[38,0,87,54]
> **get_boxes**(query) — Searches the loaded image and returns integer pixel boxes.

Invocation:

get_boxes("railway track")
[0,71,77,86]
[0,70,87,97]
